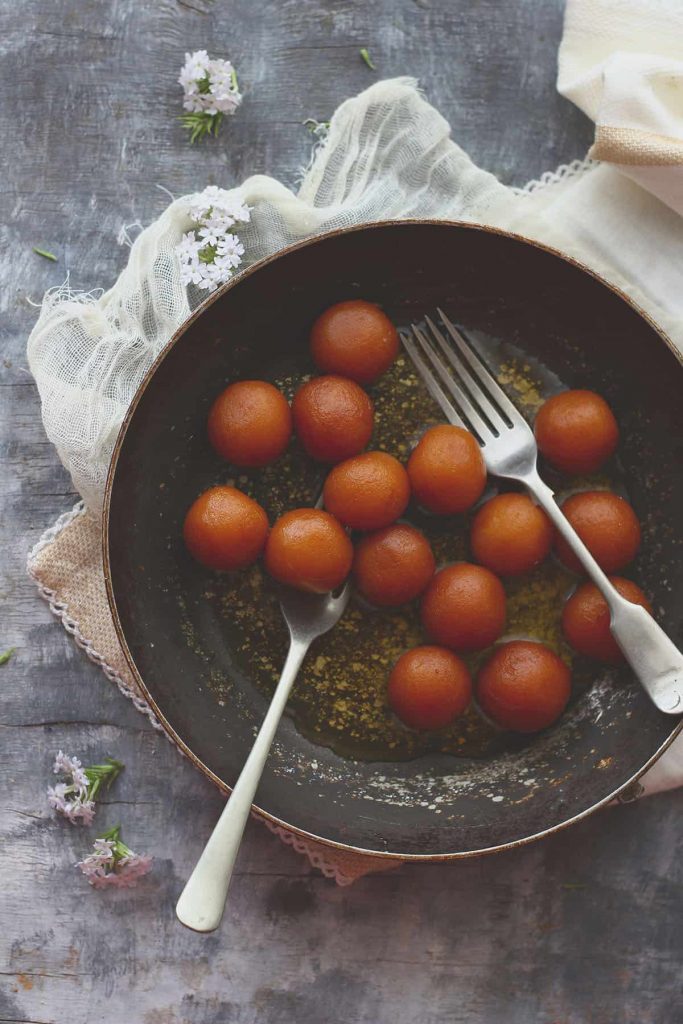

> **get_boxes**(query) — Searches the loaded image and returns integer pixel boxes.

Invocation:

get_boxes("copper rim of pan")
[102,219,683,862]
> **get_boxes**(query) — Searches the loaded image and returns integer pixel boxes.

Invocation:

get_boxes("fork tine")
[411,324,492,442]
[436,308,526,426]
[400,330,468,432]
[424,316,507,434]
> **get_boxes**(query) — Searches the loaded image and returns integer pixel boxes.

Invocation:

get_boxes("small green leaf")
[0,648,15,666]
[359,47,376,70]
[33,247,57,262]
[303,118,331,135]
[179,110,223,144]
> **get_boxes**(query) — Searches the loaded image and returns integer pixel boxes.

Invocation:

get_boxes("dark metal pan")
[103,221,683,860]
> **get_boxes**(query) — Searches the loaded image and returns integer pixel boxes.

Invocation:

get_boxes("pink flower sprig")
[77,825,153,889]
[77,823,152,888]
[48,751,124,826]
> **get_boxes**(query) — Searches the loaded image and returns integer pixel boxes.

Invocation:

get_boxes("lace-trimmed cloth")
[28,69,683,882]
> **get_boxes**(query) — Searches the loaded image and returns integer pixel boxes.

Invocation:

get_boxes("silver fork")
[176,534,351,932]
[402,308,683,717]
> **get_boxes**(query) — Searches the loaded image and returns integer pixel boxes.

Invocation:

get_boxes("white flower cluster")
[176,186,250,293]
[47,751,96,825]
[77,828,153,889]
[179,49,241,117]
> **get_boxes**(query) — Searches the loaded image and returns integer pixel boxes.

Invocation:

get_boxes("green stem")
[84,758,124,801]
[97,824,134,861]
[179,111,223,144]
[98,824,121,843]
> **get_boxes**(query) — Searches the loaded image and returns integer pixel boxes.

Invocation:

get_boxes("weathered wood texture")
[1,1,681,1022]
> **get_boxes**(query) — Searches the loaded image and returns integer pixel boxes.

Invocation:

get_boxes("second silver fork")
[402,309,683,716]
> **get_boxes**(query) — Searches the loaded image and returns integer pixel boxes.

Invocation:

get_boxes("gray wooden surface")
[1,1,682,1022]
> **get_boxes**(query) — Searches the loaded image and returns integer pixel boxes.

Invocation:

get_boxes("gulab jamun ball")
[183,486,269,571]
[388,646,472,730]
[208,380,292,467]
[292,375,374,463]
[420,562,506,652]
[264,508,353,593]
[323,451,411,531]
[470,493,554,577]
[310,299,399,384]
[534,389,619,475]
[407,425,486,515]
[477,640,571,733]
[353,523,435,607]
[562,577,652,663]
[555,490,641,574]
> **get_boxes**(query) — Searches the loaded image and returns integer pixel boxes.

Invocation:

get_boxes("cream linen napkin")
[558,0,683,215]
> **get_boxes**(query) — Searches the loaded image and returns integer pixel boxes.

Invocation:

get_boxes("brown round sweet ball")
[207,380,292,467]
[388,646,472,730]
[292,375,374,463]
[476,640,571,733]
[310,299,399,384]
[555,490,641,574]
[470,493,554,577]
[183,486,269,571]
[534,389,619,475]
[353,524,436,606]
[420,563,506,653]
[263,508,353,594]
[562,577,652,663]
[407,425,486,515]
[323,451,411,531]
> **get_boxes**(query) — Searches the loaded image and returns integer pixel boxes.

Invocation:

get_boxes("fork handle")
[176,637,309,932]
[525,469,683,715]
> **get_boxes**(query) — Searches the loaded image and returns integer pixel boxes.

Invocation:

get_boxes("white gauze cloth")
[27,5,683,797]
